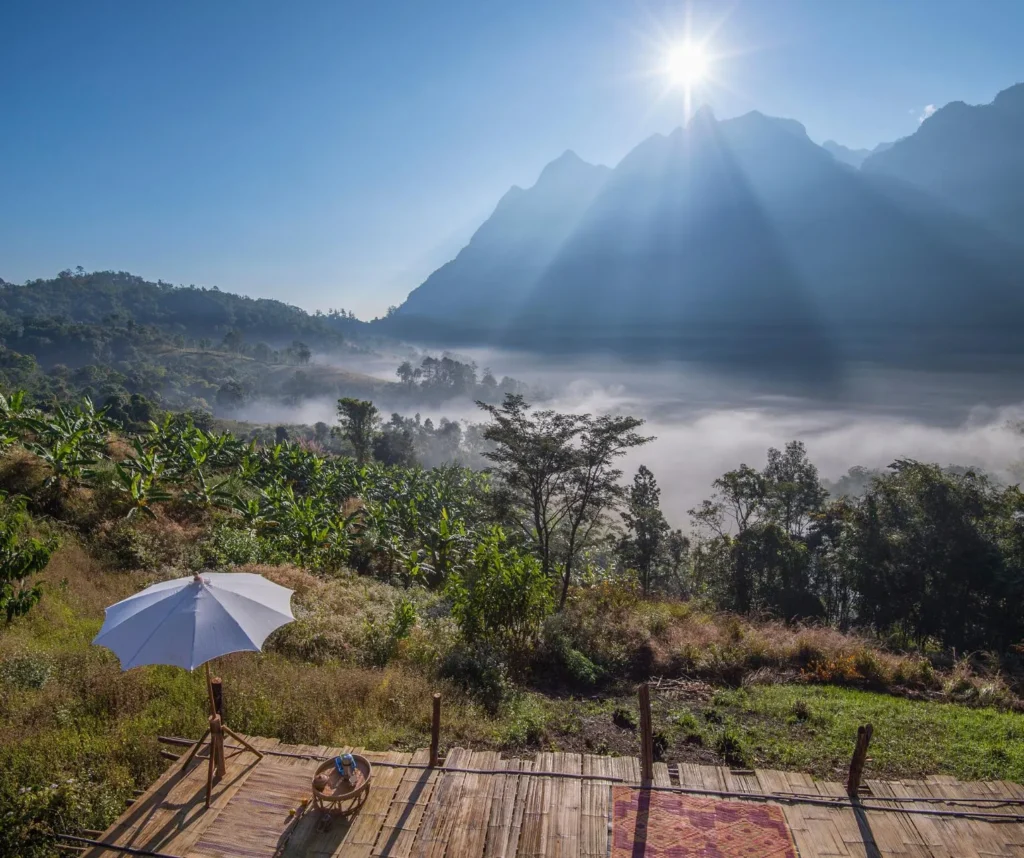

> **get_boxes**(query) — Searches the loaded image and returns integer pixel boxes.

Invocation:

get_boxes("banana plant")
[260,483,364,571]
[1,493,57,621]
[228,491,279,530]
[23,398,111,493]
[412,507,471,588]
[181,467,235,509]
[0,389,36,450]
[113,440,172,519]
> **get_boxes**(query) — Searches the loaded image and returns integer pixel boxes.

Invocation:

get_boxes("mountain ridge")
[386,83,1024,372]
[863,82,1024,236]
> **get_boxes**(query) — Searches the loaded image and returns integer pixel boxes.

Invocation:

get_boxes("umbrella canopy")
[93,572,295,671]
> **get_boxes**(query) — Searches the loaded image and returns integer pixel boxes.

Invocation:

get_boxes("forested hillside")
[0,271,530,424]
[0,269,360,348]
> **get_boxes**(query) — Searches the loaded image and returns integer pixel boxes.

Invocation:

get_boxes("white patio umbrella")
[93,571,296,805]
[93,571,295,672]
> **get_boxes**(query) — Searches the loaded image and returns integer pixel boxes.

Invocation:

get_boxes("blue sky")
[2,0,1022,318]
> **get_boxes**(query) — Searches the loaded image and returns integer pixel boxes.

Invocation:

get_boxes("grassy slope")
[712,684,1024,781]
[4,542,1024,805]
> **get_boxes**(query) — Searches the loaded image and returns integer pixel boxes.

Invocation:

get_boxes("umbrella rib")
[206,586,294,621]
[119,584,195,670]
[201,587,290,652]
[191,581,200,671]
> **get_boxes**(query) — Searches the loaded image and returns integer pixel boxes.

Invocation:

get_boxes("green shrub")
[497,694,548,748]
[560,646,603,686]
[0,652,51,690]
[97,519,166,571]
[612,706,637,729]
[0,774,130,858]
[715,726,751,767]
[538,619,605,687]
[197,523,275,568]
[361,598,418,667]
[0,495,56,622]
[652,730,669,761]
[853,649,890,686]
[703,707,724,724]
[439,642,512,715]
[668,710,704,745]
[447,528,552,672]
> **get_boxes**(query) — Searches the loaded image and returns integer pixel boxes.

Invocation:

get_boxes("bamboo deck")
[82,735,1024,858]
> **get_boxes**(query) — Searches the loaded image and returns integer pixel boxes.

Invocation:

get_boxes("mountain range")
[385,83,1024,372]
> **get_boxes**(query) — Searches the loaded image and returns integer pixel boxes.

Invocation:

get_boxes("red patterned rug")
[611,787,798,858]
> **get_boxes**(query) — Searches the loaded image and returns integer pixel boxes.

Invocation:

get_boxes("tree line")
[345,393,1024,654]
[4,386,1022,661]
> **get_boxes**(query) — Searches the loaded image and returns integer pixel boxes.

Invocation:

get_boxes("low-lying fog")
[241,348,1024,525]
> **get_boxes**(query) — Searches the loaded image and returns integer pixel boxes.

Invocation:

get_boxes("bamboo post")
[638,682,654,783]
[211,714,226,779]
[211,676,224,718]
[221,724,263,759]
[847,723,874,796]
[429,693,441,767]
[205,740,215,808]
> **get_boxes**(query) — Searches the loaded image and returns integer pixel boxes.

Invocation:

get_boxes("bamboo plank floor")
[83,735,1024,858]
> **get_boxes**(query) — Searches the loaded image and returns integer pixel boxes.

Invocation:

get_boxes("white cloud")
[919,104,937,123]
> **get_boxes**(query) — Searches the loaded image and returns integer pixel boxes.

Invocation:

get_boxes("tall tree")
[477,395,581,582]
[762,441,828,536]
[477,394,651,609]
[557,414,651,607]
[620,465,670,596]
[848,460,1005,649]
[334,397,380,464]
[689,442,827,618]
[396,360,416,387]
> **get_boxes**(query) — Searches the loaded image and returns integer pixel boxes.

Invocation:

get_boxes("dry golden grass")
[1,539,494,755]
[559,583,1017,706]
[0,447,47,497]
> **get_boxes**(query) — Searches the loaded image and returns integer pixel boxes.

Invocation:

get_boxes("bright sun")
[664,42,710,87]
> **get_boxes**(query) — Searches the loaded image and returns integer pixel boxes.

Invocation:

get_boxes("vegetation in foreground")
[3,386,1024,856]
[5,548,1024,858]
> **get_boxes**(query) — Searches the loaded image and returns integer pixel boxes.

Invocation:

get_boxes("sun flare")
[664,42,710,87]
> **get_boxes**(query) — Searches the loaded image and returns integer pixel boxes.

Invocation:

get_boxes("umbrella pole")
[205,662,217,718]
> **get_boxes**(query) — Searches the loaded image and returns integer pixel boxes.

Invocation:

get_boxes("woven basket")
[311,755,372,816]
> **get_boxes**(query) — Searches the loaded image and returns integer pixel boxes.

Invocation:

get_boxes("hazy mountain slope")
[396,151,610,327]
[822,140,894,168]
[863,83,1024,237]
[390,107,1024,369]
[822,140,872,168]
